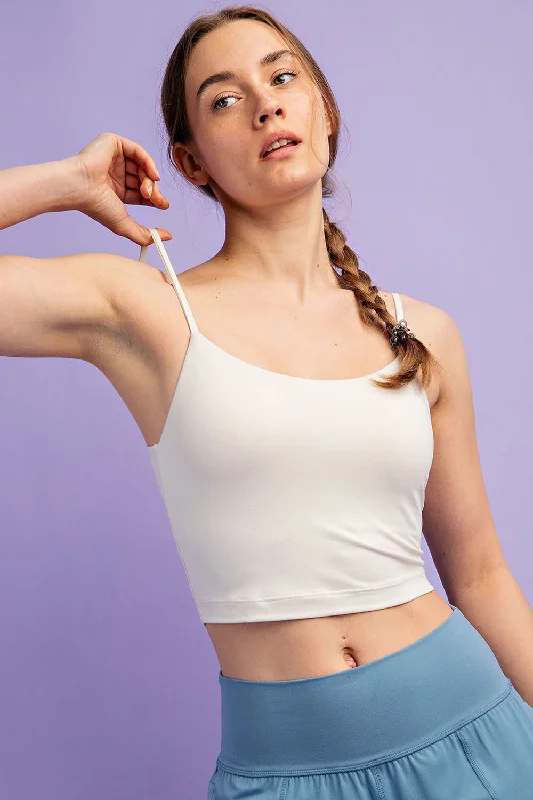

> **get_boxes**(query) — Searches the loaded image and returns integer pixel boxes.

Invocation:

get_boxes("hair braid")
[322,208,435,389]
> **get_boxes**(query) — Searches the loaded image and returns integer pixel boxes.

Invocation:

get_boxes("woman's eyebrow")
[195,49,298,105]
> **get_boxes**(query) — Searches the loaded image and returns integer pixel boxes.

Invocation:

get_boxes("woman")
[2,5,533,798]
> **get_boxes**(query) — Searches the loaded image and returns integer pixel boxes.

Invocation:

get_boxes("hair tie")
[390,319,414,350]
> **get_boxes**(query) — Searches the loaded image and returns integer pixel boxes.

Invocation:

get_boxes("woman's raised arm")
[0,132,172,361]
[0,158,83,230]
[0,131,172,244]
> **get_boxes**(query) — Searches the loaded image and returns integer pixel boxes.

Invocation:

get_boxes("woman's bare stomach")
[205,590,453,682]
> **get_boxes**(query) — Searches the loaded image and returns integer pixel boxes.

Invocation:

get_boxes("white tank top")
[140,229,435,624]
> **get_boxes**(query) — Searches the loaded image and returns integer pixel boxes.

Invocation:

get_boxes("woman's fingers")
[150,185,170,208]
[123,147,168,206]
[124,170,160,196]
[137,165,149,196]
[153,227,173,240]
[137,166,159,201]
[74,132,172,245]
[119,135,160,181]
[125,172,139,190]
[123,184,170,209]
[124,157,140,175]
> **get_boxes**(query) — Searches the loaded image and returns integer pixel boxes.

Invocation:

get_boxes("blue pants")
[208,605,533,798]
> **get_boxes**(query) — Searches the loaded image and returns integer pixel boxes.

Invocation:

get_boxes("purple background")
[1,2,532,798]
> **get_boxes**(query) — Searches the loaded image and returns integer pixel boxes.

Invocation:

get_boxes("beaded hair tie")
[390,319,415,350]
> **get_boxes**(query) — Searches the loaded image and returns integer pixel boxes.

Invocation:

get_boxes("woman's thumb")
[116,218,171,247]
[123,221,156,247]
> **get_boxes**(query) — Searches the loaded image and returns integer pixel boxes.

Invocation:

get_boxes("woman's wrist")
[0,156,86,230]
[52,156,88,212]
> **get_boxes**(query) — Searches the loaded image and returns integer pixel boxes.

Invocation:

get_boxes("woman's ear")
[172,142,210,187]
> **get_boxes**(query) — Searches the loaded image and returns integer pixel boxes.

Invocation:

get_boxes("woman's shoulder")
[388,292,467,399]
[384,291,456,348]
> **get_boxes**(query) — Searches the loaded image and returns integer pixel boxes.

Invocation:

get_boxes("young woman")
[2,5,533,799]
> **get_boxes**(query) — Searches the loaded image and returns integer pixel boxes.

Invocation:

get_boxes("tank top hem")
[198,572,435,624]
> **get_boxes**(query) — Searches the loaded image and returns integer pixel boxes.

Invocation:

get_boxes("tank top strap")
[139,228,198,334]
[391,291,404,324]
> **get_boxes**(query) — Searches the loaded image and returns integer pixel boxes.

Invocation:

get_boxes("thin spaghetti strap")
[391,292,404,324]
[139,228,199,334]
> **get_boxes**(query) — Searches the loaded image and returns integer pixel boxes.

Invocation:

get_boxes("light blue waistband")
[216,605,511,776]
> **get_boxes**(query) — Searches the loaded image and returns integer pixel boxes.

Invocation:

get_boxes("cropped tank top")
[140,228,435,624]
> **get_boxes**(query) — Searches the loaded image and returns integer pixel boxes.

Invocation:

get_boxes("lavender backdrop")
[0,2,531,798]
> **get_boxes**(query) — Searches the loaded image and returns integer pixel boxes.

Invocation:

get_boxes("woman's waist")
[206,590,451,682]
[215,602,511,774]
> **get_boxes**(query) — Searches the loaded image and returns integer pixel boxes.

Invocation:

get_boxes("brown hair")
[160,4,438,389]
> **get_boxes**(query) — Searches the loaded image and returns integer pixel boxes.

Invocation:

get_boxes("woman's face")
[176,19,332,209]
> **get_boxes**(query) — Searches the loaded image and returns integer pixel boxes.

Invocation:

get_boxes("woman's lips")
[260,141,301,161]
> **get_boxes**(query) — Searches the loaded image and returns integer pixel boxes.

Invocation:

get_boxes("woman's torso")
[94,252,450,681]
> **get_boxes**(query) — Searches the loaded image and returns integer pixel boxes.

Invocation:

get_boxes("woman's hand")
[70,131,172,246]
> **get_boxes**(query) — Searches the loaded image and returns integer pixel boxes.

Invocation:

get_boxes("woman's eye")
[211,70,298,111]
[212,94,236,111]
[273,70,298,85]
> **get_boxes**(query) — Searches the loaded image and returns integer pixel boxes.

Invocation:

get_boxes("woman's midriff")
[205,590,453,682]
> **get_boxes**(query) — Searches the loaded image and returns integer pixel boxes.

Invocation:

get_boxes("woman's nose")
[257,103,284,125]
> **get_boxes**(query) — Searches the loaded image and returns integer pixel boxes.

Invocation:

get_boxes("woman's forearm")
[0,156,83,231]
[450,566,533,707]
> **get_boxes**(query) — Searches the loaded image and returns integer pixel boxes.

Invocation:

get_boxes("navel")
[343,648,358,668]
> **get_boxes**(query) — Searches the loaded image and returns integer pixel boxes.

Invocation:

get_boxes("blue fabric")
[208,605,533,798]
